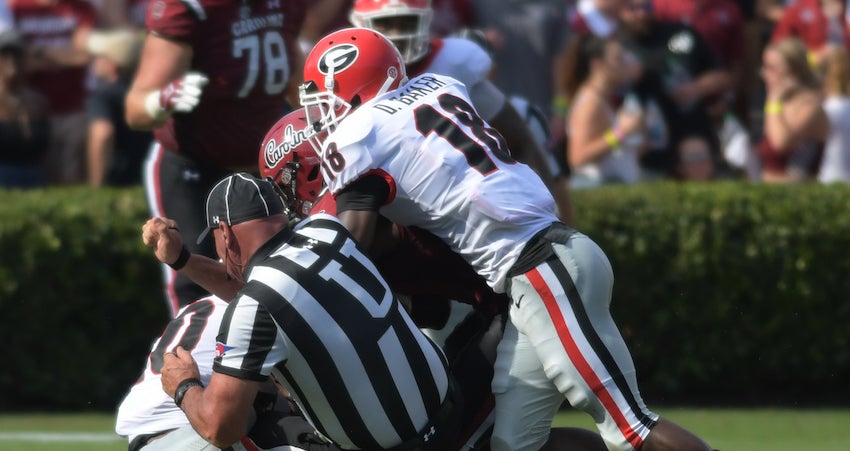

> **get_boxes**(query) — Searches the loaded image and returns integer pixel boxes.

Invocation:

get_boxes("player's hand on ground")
[142,217,185,265]
[161,346,201,398]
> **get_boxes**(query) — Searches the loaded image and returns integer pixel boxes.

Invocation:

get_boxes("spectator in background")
[653,0,745,69]
[0,2,13,31]
[717,107,759,180]
[90,0,150,29]
[651,0,750,139]
[552,0,624,173]
[771,0,849,68]
[471,0,571,121]
[85,28,150,187]
[675,135,717,180]
[124,0,308,317]
[0,28,49,189]
[817,46,850,183]
[569,0,623,38]
[758,37,829,182]
[11,0,96,185]
[617,0,733,179]
[564,34,646,188]
[756,0,790,25]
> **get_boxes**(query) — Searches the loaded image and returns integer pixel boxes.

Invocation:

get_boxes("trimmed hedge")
[1,182,848,410]
[572,182,850,406]
[0,187,168,411]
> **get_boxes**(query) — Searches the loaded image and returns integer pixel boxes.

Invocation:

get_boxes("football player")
[144,109,607,451]
[115,295,339,451]
[260,111,608,450]
[348,0,572,225]
[125,0,309,317]
[298,27,715,451]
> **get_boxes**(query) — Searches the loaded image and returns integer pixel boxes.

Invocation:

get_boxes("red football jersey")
[771,0,850,51]
[147,0,307,167]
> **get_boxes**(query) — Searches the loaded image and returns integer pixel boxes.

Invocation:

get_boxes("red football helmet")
[299,27,407,149]
[349,0,433,64]
[258,110,324,219]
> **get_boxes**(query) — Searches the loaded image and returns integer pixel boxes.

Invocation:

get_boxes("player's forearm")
[493,110,554,184]
[125,88,165,130]
[569,132,618,167]
[338,209,379,253]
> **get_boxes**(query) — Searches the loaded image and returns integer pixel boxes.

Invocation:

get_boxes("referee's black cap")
[196,172,287,244]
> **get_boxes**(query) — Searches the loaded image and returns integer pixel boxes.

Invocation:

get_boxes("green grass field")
[1,408,849,451]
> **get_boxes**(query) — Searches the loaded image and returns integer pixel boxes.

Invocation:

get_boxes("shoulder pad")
[331,108,374,148]
[430,37,492,88]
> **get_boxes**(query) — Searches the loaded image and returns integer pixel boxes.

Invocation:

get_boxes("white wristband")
[144,90,171,121]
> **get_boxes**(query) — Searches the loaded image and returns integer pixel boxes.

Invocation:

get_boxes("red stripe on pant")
[240,436,261,451]
[526,267,644,449]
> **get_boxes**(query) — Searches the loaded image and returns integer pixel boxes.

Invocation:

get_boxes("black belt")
[128,429,256,451]
[508,221,576,278]
[388,378,463,451]
[127,429,174,451]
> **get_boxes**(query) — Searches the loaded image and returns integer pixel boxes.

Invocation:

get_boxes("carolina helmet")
[349,0,433,64]
[299,27,407,149]
[259,110,324,219]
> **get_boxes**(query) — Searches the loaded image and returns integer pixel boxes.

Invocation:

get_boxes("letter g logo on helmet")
[318,44,359,75]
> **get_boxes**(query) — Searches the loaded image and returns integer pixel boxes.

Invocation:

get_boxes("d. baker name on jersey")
[372,75,448,115]
[264,124,311,168]
[231,12,284,38]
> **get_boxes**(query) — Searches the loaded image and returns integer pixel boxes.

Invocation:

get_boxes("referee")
[160,173,461,450]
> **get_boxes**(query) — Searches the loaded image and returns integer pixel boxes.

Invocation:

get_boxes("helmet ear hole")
[307,165,320,181]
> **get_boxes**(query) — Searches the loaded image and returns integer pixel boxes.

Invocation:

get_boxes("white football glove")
[145,71,209,120]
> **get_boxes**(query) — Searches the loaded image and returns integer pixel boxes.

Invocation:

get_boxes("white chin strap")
[376,72,398,98]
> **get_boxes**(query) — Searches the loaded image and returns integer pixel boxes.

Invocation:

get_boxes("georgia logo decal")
[318,44,359,75]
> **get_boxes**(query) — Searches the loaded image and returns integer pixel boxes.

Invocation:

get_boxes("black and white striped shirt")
[213,214,450,450]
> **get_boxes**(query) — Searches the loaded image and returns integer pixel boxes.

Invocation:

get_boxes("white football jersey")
[423,37,491,95]
[323,73,558,293]
[421,37,503,121]
[115,296,227,442]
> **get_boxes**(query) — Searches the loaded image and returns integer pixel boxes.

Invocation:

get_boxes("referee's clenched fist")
[142,217,185,267]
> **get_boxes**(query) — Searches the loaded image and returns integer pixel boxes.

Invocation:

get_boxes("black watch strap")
[173,377,204,408]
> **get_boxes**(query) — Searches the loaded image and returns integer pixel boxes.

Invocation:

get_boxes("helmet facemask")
[300,80,352,132]
[299,67,404,160]
[350,10,432,64]
[300,27,408,167]
[265,152,318,221]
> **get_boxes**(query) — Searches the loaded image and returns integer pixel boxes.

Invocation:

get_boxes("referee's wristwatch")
[173,377,204,408]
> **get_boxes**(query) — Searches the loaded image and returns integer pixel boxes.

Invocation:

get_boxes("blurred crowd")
[1,0,850,190]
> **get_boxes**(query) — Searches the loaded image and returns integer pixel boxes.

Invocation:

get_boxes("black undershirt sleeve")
[335,173,391,213]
